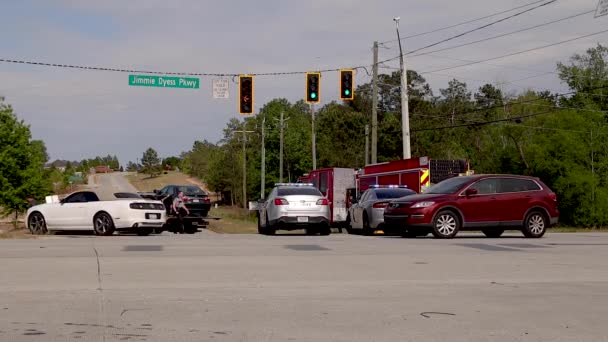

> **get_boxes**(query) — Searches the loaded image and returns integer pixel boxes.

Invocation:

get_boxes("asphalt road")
[1,231,608,342]
[88,172,138,199]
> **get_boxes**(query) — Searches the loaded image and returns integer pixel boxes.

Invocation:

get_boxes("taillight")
[316,198,329,205]
[274,198,289,205]
[203,198,210,203]
[373,202,389,209]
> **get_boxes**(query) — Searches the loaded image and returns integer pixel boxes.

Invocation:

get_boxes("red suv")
[384,175,559,239]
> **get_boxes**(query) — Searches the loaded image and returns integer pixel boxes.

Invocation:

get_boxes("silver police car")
[258,183,331,235]
[348,186,416,235]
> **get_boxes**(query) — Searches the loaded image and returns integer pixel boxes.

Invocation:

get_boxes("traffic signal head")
[239,75,254,115]
[340,69,354,100]
[306,72,321,104]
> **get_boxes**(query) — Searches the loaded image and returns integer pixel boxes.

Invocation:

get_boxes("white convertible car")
[26,191,167,236]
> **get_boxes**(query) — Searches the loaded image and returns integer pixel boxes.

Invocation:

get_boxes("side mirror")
[465,188,478,197]
[153,189,159,194]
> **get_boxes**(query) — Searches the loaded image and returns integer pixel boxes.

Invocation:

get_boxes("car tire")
[362,213,374,236]
[257,214,266,235]
[482,228,504,238]
[153,228,164,234]
[137,227,153,236]
[522,211,547,238]
[265,214,276,235]
[431,210,460,239]
[184,223,197,234]
[93,212,115,236]
[28,212,48,235]
[319,225,331,236]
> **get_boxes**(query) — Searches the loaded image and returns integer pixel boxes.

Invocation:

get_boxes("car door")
[53,192,88,229]
[79,192,102,228]
[458,178,500,227]
[354,191,372,228]
[497,178,541,226]
[265,188,278,224]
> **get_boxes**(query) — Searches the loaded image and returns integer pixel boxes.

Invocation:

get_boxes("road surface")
[88,172,138,198]
[1,232,607,341]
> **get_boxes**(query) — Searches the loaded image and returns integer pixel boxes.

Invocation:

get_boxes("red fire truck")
[299,157,470,227]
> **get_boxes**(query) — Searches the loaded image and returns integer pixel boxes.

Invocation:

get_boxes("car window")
[277,187,322,196]
[319,172,328,194]
[65,192,87,203]
[114,192,142,199]
[469,179,498,195]
[427,176,474,194]
[177,186,207,196]
[375,189,416,199]
[499,178,541,193]
[83,192,100,202]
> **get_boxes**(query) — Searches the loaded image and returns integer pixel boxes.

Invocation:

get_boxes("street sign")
[212,78,230,98]
[596,0,608,18]
[128,75,199,89]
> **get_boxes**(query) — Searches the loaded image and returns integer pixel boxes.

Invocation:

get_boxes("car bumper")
[272,216,330,229]
[369,208,387,229]
[384,208,434,228]
[116,212,166,229]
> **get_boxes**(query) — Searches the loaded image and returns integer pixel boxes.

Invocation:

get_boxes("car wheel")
[523,211,547,238]
[93,213,115,236]
[153,228,164,234]
[431,210,460,239]
[257,213,266,235]
[28,212,48,235]
[482,228,504,238]
[319,225,331,236]
[184,223,197,234]
[362,213,374,236]
[265,214,276,235]
[137,227,153,236]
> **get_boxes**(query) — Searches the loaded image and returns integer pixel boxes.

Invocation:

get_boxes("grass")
[207,206,258,234]
[551,226,608,233]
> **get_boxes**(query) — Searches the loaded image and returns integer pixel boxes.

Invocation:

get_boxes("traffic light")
[306,72,321,104]
[239,75,254,115]
[340,69,354,100]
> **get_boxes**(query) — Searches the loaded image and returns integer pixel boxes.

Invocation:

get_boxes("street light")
[393,17,411,160]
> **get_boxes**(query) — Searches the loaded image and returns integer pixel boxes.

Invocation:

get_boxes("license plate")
[146,213,160,219]
[297,216,309,223]
[192,199,200,203]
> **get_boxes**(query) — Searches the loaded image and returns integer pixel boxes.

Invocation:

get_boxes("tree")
[0,98,50,218]
[141,148,161,177]
[162,156,182,170]
[557,44,608,110]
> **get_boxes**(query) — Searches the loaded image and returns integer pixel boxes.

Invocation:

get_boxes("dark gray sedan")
[347,186,416,235]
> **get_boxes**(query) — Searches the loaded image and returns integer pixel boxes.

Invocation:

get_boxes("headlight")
[411,201,435,208]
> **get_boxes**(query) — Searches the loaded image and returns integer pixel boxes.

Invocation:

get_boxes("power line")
[380,0,548,44]
[419,29,608,75]
[407,10,594,58]
[413,109,557,132]
[405,0,558,56]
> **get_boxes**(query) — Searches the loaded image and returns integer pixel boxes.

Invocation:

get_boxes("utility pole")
[234,128,254,209]
[365,124,370,165]
[311,104,317,170]
[273,111,290,183]
[371,41,379,164]
[260,116,266,199]
[394,17,411,159]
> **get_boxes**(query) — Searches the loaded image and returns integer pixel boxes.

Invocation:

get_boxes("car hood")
[391,193,450,203]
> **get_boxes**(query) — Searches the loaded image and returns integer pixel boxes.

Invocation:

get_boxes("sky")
[0,0,606,166]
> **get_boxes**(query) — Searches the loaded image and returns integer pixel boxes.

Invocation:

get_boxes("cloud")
[1,0,606,165]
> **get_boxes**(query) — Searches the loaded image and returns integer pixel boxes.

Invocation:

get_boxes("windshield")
[375,189,416,199]
[177,186,207,196]
[278,187,322,196]
[426,176,474,194]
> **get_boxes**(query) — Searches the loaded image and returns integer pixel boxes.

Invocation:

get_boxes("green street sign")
[128,75,199,89]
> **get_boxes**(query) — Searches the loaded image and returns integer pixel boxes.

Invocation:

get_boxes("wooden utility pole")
[234,128,254,208]
[371,41,379,164]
